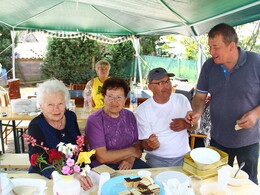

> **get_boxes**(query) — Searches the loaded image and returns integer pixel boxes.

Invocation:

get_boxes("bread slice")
[12,186,37,195]
[235,124,242,131]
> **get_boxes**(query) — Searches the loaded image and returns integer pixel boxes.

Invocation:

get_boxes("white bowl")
[200,182,233,195]
[190,147,221,166]
[227,166,249,186]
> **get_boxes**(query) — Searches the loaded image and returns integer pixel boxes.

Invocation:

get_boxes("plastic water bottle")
[84,97,92,113]
[130,83,138,111]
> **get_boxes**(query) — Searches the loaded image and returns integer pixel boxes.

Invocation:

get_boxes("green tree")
[104,40,135,80]
[139,36,166,56]
[41,37,101,84]
[236,21,260,53]
[0,27,12,78]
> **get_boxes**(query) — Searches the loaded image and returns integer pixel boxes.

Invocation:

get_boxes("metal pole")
[131,37,143,89]
[11,30,16,79]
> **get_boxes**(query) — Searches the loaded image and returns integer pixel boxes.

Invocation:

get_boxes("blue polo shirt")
[196,48,260,148]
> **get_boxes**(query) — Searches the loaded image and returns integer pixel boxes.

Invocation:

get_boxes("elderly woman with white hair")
[27,79,93,190]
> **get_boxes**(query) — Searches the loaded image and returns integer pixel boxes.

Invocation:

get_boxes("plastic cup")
[189,175,202,195]
[98,172,110,195]
[138,170,152,178]
[218,166,230,186]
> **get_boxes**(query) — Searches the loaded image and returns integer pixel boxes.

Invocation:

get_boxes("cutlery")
[234,162,245,178]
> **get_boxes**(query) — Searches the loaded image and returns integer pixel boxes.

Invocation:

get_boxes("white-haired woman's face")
[40,92,66,122]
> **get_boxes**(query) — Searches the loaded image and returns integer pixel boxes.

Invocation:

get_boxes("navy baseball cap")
[148,67,175,83]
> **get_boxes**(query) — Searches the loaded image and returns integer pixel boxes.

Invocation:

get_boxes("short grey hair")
[95,60,111,71]
[37,79,70,106]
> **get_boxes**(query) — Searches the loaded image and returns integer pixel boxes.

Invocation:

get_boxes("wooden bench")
[0,153,30,169]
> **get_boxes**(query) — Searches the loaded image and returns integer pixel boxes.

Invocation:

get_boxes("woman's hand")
[74,173,93,191]
[118,157,135,170]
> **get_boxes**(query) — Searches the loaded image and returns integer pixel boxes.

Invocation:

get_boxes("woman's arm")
[28,123,54,178]
[95,141,142,164]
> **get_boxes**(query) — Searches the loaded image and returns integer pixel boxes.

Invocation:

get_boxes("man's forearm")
[192,94,206,116]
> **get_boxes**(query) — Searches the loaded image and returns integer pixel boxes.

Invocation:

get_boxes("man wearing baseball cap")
[135,67,197,167]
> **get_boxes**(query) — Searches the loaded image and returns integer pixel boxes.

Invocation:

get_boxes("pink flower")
[73,165,81,173]
[66,159,75,167]
[23,134,93,176]
[62,166,71,175]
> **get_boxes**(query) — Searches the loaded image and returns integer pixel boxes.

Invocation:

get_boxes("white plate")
[154,171,191,187]
[200,182,233,195]
[11,178,47,195]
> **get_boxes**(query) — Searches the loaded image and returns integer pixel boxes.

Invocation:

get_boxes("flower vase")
[52,171,81,195]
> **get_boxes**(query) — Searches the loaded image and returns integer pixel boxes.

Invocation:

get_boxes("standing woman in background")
[83,60,110,111]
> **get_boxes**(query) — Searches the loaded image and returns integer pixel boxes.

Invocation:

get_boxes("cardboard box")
[182,146,228,179]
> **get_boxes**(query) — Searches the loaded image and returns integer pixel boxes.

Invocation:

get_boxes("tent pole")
[131,36,143,89]
[11,30,16,79]
[192,36,207,79]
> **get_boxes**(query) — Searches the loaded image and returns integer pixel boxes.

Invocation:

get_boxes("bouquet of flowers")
[23,134,95,176]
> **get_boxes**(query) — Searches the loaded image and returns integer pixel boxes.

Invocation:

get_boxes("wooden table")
[0,153,30,169]
[4,167,260,195]
[0,107,90,153]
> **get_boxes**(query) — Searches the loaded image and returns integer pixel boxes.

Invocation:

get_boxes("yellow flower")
[76,149,96,165]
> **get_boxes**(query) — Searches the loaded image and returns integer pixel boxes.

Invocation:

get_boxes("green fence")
[133,55,198,84]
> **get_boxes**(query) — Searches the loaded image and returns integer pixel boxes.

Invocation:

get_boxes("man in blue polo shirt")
[185,23,260,184]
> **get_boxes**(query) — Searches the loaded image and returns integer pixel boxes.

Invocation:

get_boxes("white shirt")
[135,93,191,158]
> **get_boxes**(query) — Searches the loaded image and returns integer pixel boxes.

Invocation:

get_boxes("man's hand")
[185,111,201,124]
[170,118,190,131]
[237,110,259,129]
[142,134,160,151]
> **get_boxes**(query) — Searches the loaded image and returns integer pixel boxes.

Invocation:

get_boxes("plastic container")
[130,83,138,111]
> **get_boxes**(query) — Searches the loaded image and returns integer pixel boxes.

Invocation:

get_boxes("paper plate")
[101,175,165,195]
[11,178,47,195]
[154,171,191,187]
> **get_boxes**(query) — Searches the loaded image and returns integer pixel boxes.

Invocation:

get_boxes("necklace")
[60,130,66,137]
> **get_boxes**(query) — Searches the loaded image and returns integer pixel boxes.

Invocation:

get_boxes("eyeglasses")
[149,79,172,86]
[105,95,125,101]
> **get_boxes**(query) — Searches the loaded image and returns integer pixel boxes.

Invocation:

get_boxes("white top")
[135,93,191,158]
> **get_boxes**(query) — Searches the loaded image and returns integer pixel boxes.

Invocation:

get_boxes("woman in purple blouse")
[85,77,150,170]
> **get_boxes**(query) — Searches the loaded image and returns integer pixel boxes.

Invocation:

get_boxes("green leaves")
[41,37,101,84]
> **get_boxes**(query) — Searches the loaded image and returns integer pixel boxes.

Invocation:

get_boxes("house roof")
[15,32,47,59]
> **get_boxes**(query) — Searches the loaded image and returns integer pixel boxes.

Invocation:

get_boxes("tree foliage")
[139,36,164,56]
[41,37,101,84]
[104,40,135,80]
[162,21,260,60]
[41,37,137,84]
[0,27,12,78]
[236,21,260,53]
